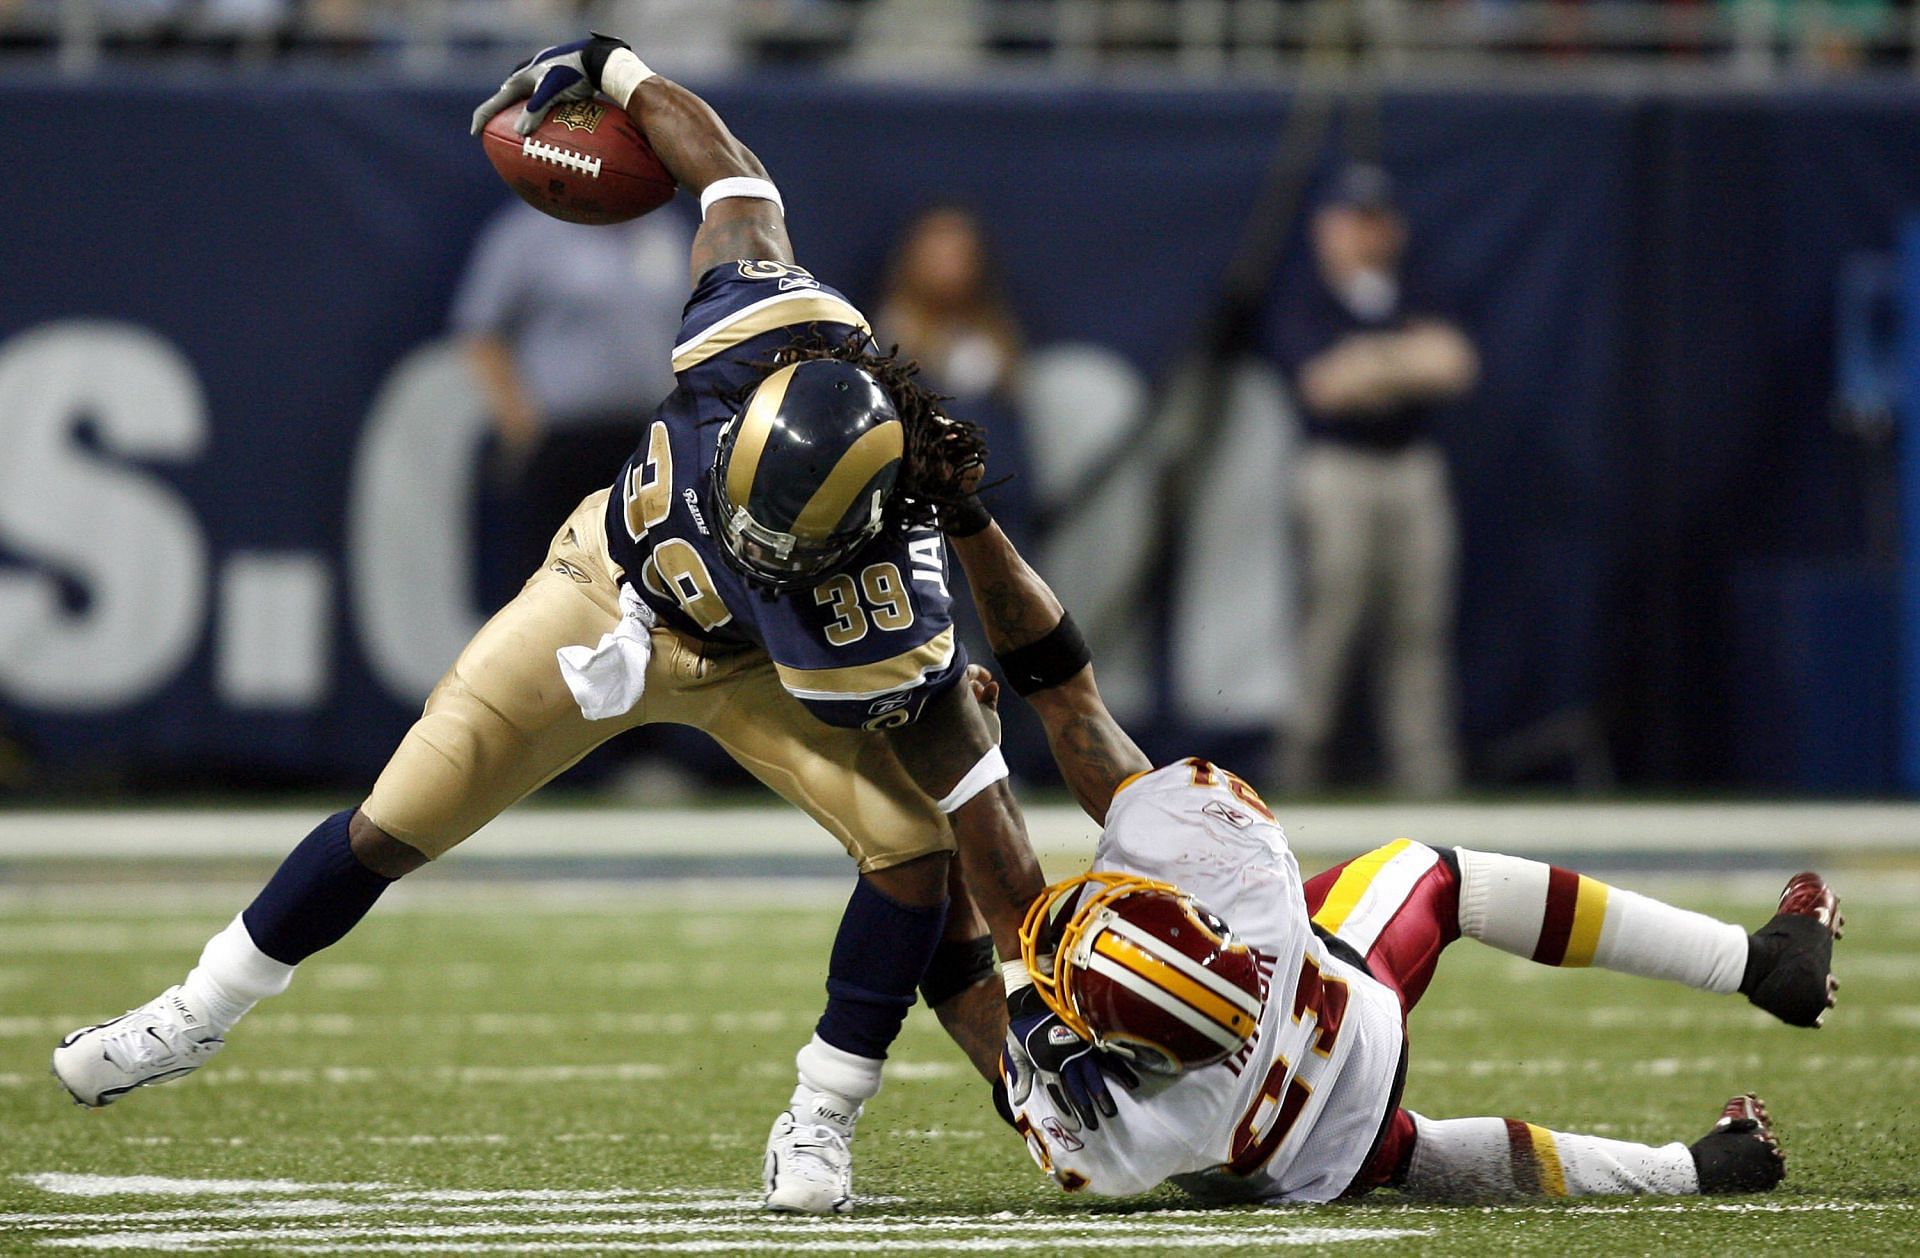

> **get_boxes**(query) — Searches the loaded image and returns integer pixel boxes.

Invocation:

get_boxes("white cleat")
[51,986,223,1108]
[763,1090,857,1215]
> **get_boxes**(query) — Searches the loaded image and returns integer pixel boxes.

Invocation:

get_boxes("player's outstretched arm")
[883,682,1042,963]
[945,517,1150,825]
[469,35,793,283]
[624,79,794,282]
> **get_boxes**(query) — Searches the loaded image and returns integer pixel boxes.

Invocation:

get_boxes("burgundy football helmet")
[1019,871,1267,1074]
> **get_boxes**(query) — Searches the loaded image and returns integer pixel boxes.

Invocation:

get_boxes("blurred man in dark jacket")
[1274,166,1478,796]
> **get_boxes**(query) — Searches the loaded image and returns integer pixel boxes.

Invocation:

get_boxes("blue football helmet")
[711,358,904,592]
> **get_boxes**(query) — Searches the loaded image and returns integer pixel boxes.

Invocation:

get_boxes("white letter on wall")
[347,338,494,702]
[0,321,210,710]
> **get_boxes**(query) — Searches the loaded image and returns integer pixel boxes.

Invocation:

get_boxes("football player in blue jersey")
[53,35,1127,1215]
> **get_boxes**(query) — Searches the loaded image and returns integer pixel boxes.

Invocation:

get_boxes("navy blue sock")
[241,810,396,965]
[814,877,949,1060]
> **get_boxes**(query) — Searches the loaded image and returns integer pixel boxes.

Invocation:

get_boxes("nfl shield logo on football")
[551,101,605,133]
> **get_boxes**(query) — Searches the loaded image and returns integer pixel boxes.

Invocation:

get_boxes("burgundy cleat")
[1689,1093,1784,1194]
[1739,872,1843,1028]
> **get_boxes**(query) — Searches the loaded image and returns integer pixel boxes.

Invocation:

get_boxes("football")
[481,97,676,225]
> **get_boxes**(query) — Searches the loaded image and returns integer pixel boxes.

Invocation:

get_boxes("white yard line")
[19,1175,382,1198]
[12,1174,1909,1257]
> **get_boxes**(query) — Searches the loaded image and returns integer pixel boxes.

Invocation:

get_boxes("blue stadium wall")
[0,77,1907,794]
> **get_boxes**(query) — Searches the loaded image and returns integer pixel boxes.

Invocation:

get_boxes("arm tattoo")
[976,578,1039,648]
[1060,715,1128,796]
[688,212,792,285]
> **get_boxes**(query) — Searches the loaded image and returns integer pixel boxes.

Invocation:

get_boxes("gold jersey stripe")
[724,362,799,510]
[672,291,872,372]
[1112,768,1153,798]
[1091,932,1257,1036]
[1561,875,1611,968]
[1309,838,1414,937]
[792,420,904,539]
[775,627,955,701]
[1527,1124,1569,1196]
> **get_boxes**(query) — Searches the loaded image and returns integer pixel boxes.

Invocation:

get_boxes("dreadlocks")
[732,330,992,537]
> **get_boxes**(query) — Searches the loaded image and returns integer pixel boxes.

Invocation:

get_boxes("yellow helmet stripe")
[1091,932,1258,1037]
[1020,871,1185,1042]
[725,362,801,512]
[1085,952,1246,1051]
[791,420,904,540]
[1103,915,1263,1012]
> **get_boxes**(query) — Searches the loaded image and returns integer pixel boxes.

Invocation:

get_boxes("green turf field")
[1,871,1915,1255]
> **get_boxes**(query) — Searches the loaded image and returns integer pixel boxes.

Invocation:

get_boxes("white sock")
[791,1035,883,1134]
[1404,1113,1699,1199]
[1455,848,1749,993]
[180,914,296,1034]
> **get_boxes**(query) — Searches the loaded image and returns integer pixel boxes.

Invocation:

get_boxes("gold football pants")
[361,491,953,872]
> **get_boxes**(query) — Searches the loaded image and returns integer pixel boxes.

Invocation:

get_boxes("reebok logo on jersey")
[1204,800,1253,829]
[1042,1117,1085,1152]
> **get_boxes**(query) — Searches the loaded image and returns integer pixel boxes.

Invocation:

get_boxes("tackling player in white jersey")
[938,494,1841,1202]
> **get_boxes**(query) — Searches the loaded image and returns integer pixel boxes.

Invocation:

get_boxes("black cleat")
[1740,872,1842,1028]
[1690,1093,1784,1194]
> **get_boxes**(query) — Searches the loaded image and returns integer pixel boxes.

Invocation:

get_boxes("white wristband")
[934,745,1009,815]
[599,47,656,110]
[1001,958,1032,996]
[700,177,784,220]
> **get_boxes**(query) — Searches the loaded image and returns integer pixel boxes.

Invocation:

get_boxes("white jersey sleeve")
[1011,760,1406,1204]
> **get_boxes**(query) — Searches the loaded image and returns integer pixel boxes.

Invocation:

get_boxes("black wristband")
[919,934,997,1008]
[996,612,1092,696]
[940,495,992,538]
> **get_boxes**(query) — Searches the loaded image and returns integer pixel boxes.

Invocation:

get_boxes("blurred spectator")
[875,205,1022,398]
[875,204,1036,536]
[450,200,692,593]
[1273,165,1477,797]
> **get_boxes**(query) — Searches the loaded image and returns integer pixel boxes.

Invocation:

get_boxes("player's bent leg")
[51,807,402,1108]
[655,657,964,1213]
[1452,847,1747,990]
[1304,840,1463,1015]
[55,499,633,1109]
[766,854,951,1216]
[1451,851,1842,1025]
[1391,1094,1782,1200]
